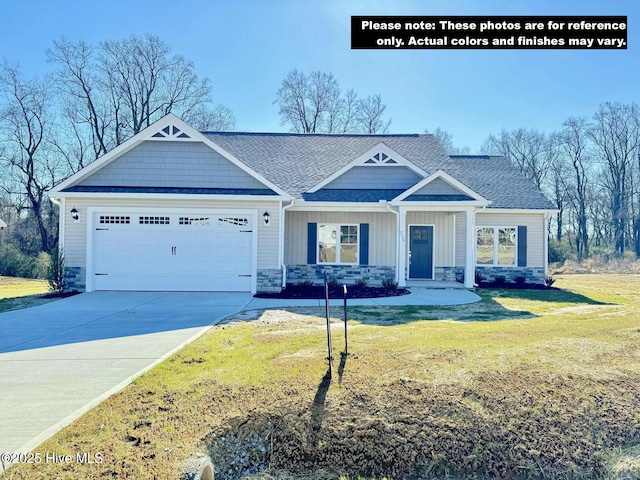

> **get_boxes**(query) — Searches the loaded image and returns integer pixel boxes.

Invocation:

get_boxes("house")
[48,114,556,293]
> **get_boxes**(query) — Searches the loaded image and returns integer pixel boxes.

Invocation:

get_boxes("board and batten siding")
[475,212,546,267]
[324,166,421,190]
[78,141,267,190]
[286,211,396,266]
[406,211,455,266]
[62,198,281,270]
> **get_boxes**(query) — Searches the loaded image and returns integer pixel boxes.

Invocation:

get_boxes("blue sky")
[1,0,636,151]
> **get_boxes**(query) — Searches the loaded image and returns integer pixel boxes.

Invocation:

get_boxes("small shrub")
[494,276,506,287]
[327,277,340,289]
[296,280,314,287]
[514,275,527,287]
[474,270,484,285]
[353,278,368,288]
[544,275,556,287]
[47,248,67,293]
[35,252,51,279]
[381,278,398,290]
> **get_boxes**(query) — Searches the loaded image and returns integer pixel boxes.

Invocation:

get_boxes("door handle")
[171,246,176,255]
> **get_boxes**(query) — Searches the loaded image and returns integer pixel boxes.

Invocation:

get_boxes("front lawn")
[0,276,52,313]
[3,274,640,479]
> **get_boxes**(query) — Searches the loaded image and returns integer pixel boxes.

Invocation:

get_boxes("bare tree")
[47,37,112,162]
[589,102,640,256]
[275,69,392,134]
[48,34,234,169]
[426,127,471,154]
[185,103,236,131]
[0,62,61,253]
[482,127,558,190]
[357,94,391,133]
[559,117,592,259]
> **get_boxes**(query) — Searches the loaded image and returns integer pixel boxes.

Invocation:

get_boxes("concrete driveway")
[0,291,252,460]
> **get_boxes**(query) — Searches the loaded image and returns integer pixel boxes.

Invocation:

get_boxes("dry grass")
[2,274,640,479]
[0,276,52,313]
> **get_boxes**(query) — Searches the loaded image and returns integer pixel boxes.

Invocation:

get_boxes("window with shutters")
[476,227,516,266]
[318,224,358,264]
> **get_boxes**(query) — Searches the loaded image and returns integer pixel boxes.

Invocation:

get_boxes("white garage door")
[92,213,254,291]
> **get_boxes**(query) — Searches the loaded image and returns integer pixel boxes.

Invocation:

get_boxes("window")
[139,216,170,225]
[476,227,516,266]
[318,224,358,264]
[99,215,130,224]
[179,217,210,226]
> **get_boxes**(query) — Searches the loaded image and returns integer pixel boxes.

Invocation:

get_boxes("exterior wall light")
[263,211,270,225]
[71,207,80,223]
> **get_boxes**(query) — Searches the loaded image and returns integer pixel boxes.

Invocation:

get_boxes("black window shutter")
[517,226,527,267]
[307,223,317,264]
[359,223,369,265]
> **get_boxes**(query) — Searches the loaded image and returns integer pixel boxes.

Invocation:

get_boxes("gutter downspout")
[280,199,295,288]
[386,203,401,284]
[544,212,550,277]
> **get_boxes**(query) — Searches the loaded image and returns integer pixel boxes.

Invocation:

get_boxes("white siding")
[286,211,396,265]
[406,211,455,266]
[62,198,280,271]
[78,141,267,190]
[324,166,421,189]
[476,212,545,267]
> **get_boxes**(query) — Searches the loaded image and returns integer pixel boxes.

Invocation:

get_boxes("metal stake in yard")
[324,272,333,379]
[342,284,348,356]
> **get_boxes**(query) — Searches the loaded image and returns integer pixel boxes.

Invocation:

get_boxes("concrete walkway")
[0,287,478,468]
[243,286,480,309]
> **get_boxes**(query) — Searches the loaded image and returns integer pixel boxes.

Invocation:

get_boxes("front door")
[409,225,433,279]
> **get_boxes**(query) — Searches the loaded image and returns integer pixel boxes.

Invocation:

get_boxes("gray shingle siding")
[78,140,267,190]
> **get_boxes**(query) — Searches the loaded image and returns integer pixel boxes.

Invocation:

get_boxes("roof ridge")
[201,131,429,138]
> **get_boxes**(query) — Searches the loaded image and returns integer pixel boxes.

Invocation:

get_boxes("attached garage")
[87,209,257,292]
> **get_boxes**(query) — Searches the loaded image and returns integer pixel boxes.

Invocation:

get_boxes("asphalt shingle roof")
[201,132,555,210]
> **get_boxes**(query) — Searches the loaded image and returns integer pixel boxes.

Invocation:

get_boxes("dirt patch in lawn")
[199,371,640,480]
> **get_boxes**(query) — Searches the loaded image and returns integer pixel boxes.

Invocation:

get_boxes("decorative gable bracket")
[150,124,192,140]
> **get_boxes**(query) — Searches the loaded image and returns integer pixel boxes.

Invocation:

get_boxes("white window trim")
[317,223,360,265]
[476,226,517,267]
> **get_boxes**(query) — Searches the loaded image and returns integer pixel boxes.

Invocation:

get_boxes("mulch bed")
[40,291,82,299]
[255,285,410,299]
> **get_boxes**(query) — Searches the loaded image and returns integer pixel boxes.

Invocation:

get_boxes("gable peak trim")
[307,142,427,193]
[149,123,192,140]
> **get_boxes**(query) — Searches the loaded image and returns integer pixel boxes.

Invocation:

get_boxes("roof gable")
[307,143,426,193]
[393,169,488,205]
[50,114,289,198]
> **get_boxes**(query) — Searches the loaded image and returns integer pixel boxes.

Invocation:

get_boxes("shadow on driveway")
[0,291,252,354]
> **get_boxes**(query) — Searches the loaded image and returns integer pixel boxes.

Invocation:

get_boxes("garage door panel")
[92,212,254,292]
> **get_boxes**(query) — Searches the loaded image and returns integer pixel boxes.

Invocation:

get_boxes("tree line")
[1,33,635,277]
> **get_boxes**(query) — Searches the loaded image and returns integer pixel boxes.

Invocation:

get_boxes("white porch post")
[464,209,475,288]
[398,210,407,286]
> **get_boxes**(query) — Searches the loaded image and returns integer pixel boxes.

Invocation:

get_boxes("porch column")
[464,209,475,288]
[398,210,407,286]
